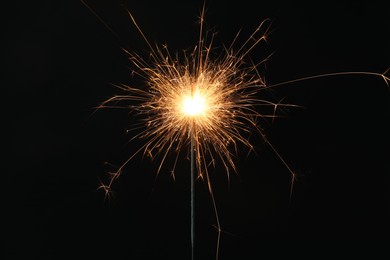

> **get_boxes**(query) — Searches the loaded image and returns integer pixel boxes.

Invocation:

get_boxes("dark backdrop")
[4,1,389,259]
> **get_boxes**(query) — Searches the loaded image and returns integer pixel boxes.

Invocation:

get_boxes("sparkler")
[82,1,390,259]
[92,5,294,258]
[96,9,290,258]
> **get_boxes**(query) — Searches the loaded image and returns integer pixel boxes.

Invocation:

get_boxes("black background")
[4,0,390,259]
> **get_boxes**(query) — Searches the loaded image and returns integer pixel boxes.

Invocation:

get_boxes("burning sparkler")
[91,5,296,259]
[82,1,389,259]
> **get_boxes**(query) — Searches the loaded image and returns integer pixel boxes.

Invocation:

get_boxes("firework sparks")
[97,11,294,194]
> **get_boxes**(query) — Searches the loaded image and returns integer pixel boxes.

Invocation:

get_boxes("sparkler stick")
[191,127,195,260]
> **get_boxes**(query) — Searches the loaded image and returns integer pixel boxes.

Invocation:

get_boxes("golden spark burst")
[96,8,296,197]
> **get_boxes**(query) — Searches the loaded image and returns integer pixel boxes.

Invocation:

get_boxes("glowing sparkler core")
[181,91,207,117]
